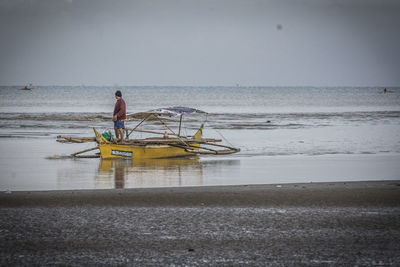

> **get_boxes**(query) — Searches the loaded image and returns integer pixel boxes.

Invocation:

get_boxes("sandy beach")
[1,180,400,265]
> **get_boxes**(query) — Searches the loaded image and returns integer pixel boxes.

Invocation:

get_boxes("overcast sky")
[0,0,399,86]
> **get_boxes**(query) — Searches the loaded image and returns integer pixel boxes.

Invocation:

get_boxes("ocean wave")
[1,110,399,120]
[237,151,358,157]
[0,111,399,132]
[210,123,306,130]
[236,149,400,157]
[0,112,177,122]
[0,113,111,122]
[0,132,52,138]
[209,110,400,120]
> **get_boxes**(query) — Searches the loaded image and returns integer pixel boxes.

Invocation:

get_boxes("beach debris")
[188,248,195,252]
[276,185,282,188]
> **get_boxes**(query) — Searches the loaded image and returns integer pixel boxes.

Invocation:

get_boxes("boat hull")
[94,127,202,159]
[98,143,198,159]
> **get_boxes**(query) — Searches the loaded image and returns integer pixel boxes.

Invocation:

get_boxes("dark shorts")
[114,120,125,129]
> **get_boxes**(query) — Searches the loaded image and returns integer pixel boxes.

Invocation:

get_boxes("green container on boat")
[102,132,112,141]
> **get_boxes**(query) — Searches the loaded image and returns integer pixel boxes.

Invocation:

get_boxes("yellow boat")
[93,124,204,159]
[57,107,240,159]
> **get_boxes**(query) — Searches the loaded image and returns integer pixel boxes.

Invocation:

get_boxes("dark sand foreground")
[1,181,400,265]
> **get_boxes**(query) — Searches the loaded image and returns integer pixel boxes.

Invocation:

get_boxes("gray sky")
[0,0,399,86]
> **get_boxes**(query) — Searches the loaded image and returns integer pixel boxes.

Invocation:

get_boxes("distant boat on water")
[381,88,394,94]
[21,84,33,90]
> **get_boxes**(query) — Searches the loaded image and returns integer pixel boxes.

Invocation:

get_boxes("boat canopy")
[148,107,206,116]
[128,107,206,119]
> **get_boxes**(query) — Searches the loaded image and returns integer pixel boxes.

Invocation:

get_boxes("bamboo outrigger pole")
[178,114,183,137]
[154,115,178,137]
[127,113,153,138]
[71,146,99,158]
[56,136,96,143]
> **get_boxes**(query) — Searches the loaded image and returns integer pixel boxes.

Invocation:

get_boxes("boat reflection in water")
[96,157,203,189]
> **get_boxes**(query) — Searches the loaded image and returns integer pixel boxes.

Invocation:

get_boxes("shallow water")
[0,139,399,191]
[0,86,399,190]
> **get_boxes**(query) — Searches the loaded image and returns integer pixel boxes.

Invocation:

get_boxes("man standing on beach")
[113,90,126,144]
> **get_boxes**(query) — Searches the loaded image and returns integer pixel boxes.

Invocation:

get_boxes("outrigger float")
[56,107,240,159]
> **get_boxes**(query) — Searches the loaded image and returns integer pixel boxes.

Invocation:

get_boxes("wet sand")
[1,181,400,265]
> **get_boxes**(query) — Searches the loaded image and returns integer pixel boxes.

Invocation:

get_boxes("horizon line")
[0,84,397,88]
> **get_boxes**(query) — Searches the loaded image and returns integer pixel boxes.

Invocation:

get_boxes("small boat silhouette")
[21,86,32,90]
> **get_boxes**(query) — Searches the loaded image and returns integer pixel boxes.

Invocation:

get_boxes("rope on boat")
[214,130,234,148]
[168,142,240,155]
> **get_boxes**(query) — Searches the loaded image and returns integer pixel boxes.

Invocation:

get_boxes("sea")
[0,86,399,191]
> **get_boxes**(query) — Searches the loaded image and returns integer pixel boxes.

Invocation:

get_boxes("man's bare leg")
[119,128,124,144]
[114,127,120,142]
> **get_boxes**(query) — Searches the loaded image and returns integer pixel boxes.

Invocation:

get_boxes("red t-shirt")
[113,98,126,120]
